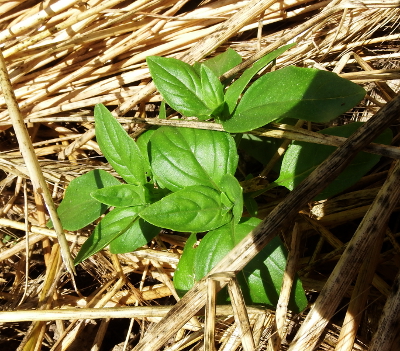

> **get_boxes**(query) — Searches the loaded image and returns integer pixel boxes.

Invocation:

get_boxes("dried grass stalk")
[0,48,74,274]
[288,159,400,350]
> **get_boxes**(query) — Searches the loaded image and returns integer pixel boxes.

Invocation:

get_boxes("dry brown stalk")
[288,158,400,350]
[227,274,256,351]
[339,68,400,82]
[269,222,301,351]
[302,215,391,297]
[17,243,62,351]
[51,277,125,351]
[310,187,381,219]
[368,266,400,351]
[0,305,267,323]
[0,0,165,122]
[205,276,218,351]
[334,227,384,351]
[2,0,128,59]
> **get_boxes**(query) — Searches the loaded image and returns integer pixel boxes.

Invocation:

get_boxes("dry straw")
[0,0,399,350]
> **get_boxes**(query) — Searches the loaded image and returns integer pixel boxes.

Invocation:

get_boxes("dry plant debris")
[0,0,399,350]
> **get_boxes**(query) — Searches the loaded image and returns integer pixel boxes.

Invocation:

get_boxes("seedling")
[54,46,392,312]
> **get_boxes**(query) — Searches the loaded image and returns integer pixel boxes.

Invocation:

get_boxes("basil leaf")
[243,195,258,217]
[148,126,238,192]
[74,207,140,264]
[109,219,160,254]
[275,123,392,200]
[95,104,147,185]
[139,185,232,232]
[222,44,295,119]
[223,66,365,132]
[239,133,283,171]
[174,233,198,297]
[55,170,120,231]
[200,64,224,112]
[147,56,212,118]
[91,184,147,207]
[136,129,155,179]
[196,48,242,78]
[192,218,308,312]
[159,100,167,119]
[219,174,243,225]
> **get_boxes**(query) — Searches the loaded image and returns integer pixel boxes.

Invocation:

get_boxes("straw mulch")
[0,0,399,350]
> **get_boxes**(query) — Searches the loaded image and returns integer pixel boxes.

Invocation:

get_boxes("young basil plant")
[55,46,389,313]
[56,103,243,264]
[56,103,308,311]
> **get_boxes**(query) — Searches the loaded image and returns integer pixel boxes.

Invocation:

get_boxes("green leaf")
[200,64,224,112]
[219,174,243,225]
[159,100,167,119]
[91,184,147,207]
[222,44,295,119]
[197,48,242,78]
[109,219,160,254]
[136,129,156,179]
[143,184,171,203]
[223,66,366,133]
[192,218,307,312]
[148,126,238,192]
[95,104,147,185]
[139,185,232,232]
[55,170,120,231]
[239,134,283,172]
[243,195,258,217]
[275,123,392,200]
[146,56,212,118]
[74,207,140,264]
[239,224,307,312]
[174,233,198,297]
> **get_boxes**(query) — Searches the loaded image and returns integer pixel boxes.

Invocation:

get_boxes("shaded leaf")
[109,219,160,254]
[174,233,198,297]
[91,184,147,207]
[239,134,283,172]
[176,218,307,312]
[243,195,258,217]
[74,207,140,264]
[275,123,392,200]
[55,170,120,231]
